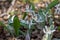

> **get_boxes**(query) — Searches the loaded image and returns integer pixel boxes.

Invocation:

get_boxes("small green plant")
[5,15,21,37]
[3,0,59,40]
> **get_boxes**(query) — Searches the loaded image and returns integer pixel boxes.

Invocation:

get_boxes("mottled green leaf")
[13,16,20,37]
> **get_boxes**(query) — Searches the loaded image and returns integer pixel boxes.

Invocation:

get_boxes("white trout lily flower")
[33,13,44,23]
[8,15,15,23]
[11,15,15,22]
[43,26,56,34]
[42,25,56,40]
[20,19,35,29]
[55,3,60,14]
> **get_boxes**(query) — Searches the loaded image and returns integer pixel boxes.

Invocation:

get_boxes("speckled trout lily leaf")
[13,16,21,37]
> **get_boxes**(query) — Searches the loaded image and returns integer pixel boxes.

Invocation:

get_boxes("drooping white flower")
[55,3,60,14]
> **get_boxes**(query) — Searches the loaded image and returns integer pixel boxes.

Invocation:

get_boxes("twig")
[6,0,16,14]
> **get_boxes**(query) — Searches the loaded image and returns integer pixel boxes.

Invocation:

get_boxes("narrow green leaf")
[13,16,20,37]
[23,12,27,20]
[47,0,59,9]
[30,3,35,10]
[58,26,60,31]
[0,21,4,26]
